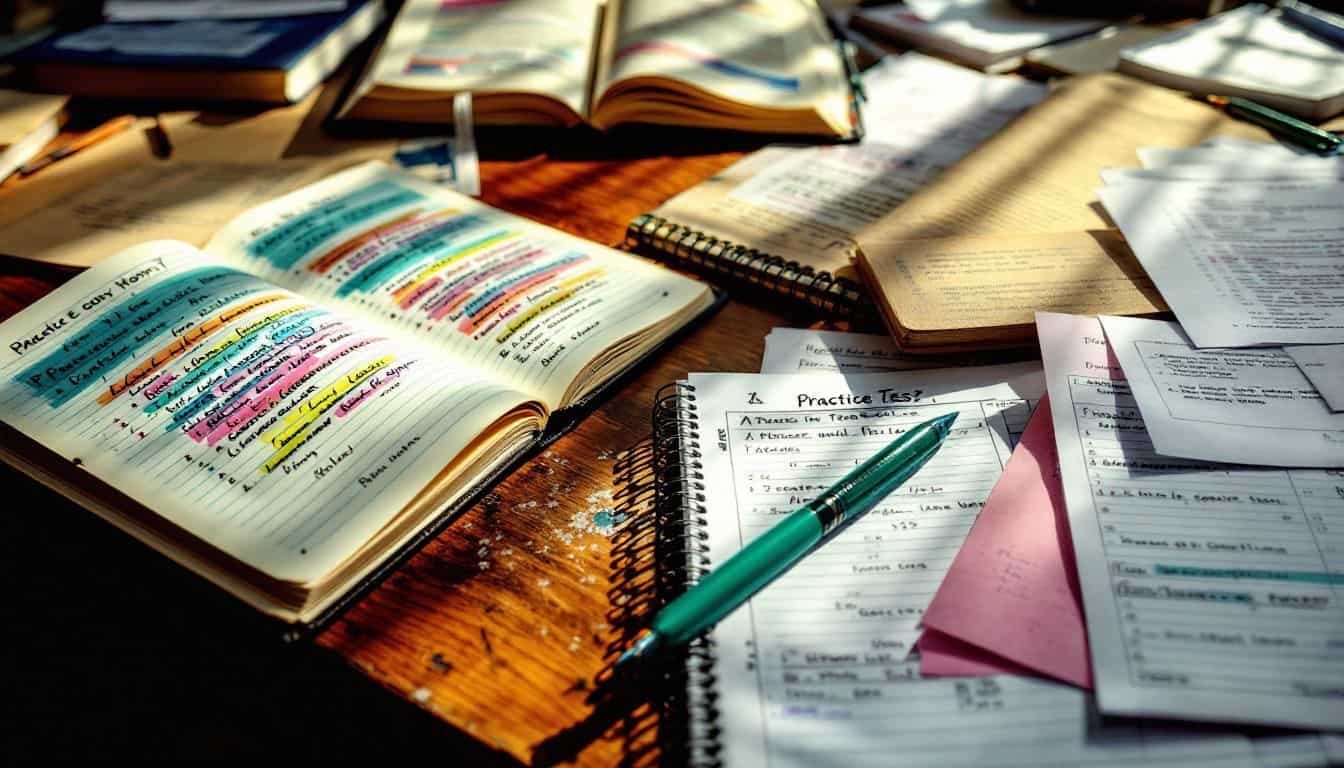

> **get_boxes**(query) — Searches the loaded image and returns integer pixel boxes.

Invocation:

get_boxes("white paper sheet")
[1099,315,1344,467]
[1284,344,1344,412]
[1100,166,1342,184]
[1037,311,1344,730]
[681,365,1310,767]
[1137,147,1344,175]
[761,328,944,373]
[1097,180,1344,348]
[728,53,1044,232]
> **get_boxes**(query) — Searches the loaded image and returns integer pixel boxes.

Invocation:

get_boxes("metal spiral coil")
[651,381,722,766]
[625,213,865,318]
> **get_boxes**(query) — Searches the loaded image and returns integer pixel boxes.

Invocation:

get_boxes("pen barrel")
[809,427,944,534]
[1223,98,1339,154]
[650,420,948,646]
[652,508,822,645]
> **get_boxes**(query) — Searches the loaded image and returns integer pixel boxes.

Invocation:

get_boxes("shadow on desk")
[2,464,523,766]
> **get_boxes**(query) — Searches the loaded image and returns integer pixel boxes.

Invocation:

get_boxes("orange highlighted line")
[97,293,287,405]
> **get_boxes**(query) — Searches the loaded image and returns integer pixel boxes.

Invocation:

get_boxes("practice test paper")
[1037,312,1344,731]
[1099,315,1344,468]
[1097,181,1344,348]
[681,366,1328,767]
[1285,344,1344,412]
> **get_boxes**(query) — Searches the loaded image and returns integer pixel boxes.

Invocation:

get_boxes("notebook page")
[0,241,534,585]
[206,162,709,409]
[1037,312,1344,731]
[684,367,1275,767]
[1097,180,1344,348]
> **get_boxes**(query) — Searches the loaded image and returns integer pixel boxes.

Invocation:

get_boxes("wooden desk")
[0,133,821,766]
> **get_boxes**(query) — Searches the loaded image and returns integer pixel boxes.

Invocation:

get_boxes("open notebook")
[341,0,858,137]
[0,162,714,627]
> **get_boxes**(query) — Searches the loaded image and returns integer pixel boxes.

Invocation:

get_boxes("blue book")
[13,1,384,104]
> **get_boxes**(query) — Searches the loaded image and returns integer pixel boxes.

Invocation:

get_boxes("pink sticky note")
[918,628,1036,678]
[920,396,1094,690]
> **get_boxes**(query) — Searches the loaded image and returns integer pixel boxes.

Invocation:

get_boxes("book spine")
[625,213,868,318]
[651,381,721,767]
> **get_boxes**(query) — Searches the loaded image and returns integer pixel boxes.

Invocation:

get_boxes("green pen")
[616,411,958,668]
[1205,95,1342,156]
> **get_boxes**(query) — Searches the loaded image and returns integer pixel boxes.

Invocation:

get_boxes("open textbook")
[341,0,857,137]
[657,365,1342,766]
[0,162,713,625]
[1037,312,1344,731]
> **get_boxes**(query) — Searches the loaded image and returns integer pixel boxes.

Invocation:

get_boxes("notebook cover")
[13,1,374,73]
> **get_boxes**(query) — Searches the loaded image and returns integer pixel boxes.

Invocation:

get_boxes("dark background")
[3,464,518,765]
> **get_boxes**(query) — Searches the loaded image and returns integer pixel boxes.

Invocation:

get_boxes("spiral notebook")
[626,53,1046,318]
[648,366,1343,767]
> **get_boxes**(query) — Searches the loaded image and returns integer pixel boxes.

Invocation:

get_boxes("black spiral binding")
[626,213,867,318]
[651,382,722,768]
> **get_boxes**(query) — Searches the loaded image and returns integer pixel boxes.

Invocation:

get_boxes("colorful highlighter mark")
[614,40,799,91]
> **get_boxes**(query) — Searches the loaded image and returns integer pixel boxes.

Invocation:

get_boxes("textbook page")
[1097,181,1344,348]
[357,0,601,118]
[1099,315,1344,468]
[0,242,536,585]
[598,0,845,113]
[1037,311,1344,731]
[206,162,711,409]
[1284,344,1344,412]
[685,366,1272,768]
[858,230,1165,340]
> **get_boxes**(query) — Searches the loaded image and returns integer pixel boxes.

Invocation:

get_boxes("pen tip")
[931,412,958,437]
[614,632,663,671]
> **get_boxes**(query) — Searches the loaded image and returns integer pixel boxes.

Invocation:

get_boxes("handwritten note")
[1038,311,1344,731]
[0,242,535,595]
[206,162,710,407]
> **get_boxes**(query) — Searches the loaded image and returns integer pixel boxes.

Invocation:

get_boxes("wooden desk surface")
[0,131,813,766]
